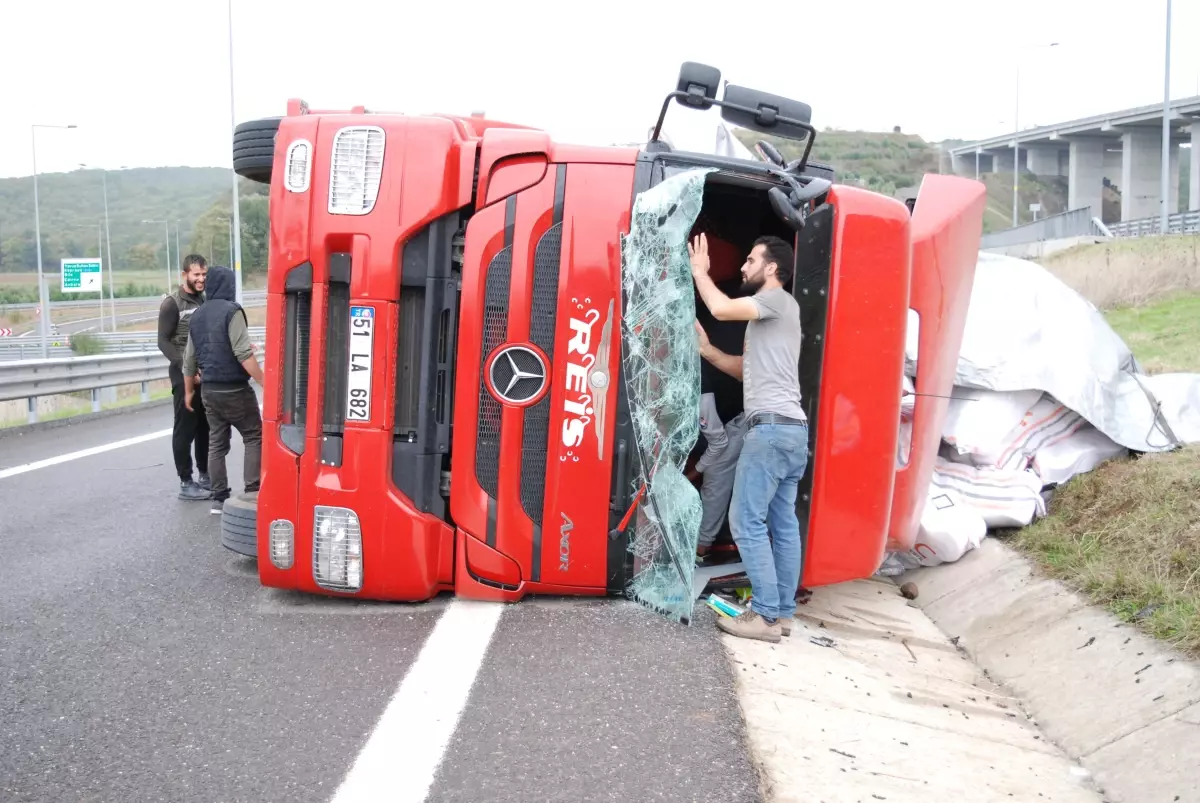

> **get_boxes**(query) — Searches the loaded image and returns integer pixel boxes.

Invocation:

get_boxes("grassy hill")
[735,128,942,200]
[0,167,268,303]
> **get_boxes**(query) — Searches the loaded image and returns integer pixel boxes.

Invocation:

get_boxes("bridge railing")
[979,206,1106,249]
[1108,211,1200,238]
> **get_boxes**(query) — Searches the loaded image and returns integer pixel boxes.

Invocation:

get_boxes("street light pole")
[174,219,181,266]
[81,163,119,332]
[1161,0,1173,234]
[1013,65,1021,226]
[228,0,243,304]
[32,123,78,357]
[144,219,172,294]
[1013,42,1059,227]
[71,222,104,329]
[216,216,232,266]
[102,170,116,331]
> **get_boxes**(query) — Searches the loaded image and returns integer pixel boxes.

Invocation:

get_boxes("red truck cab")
[225,63,985,622]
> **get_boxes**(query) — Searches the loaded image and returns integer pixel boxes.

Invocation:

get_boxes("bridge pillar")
[1068,140,1105,219]
[1191,123,1200,212]
[1027,146,1064,176]
[1120,130,1161,221]
[993,150,1015,172]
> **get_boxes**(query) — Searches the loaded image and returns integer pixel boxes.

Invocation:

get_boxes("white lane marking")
[330,599,505,803]
[0,428,171,480]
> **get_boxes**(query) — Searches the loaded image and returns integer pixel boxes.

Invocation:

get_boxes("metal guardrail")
[0,328,267,361]
[0,341,74,361]
[0,353,170,421]
[0,352,168,403]
[1107,210,1200,238]
[0,290,268,312]
[979,206,1108,249]
[0,334,270,424]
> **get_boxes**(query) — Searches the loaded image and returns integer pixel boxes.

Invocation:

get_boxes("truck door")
[451,141,636,597]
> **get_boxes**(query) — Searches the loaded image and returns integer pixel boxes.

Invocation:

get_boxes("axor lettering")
[558,512,573,572]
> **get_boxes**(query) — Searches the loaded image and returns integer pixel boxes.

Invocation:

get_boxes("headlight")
[269,519,295,570]
[313,506,363,591]
[285,139,312,193]
[328,125,384,215]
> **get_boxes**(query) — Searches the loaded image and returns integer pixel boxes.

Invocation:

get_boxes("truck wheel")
[233,117,281,185]
[221,492,259,557]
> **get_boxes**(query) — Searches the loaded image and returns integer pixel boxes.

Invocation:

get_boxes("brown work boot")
[716,610,782,643]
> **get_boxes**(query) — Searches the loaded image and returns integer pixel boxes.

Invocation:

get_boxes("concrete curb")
[0,398,172,442]
[899,537,1200,803]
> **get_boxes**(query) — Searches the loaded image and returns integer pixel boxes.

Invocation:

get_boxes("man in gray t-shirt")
[691,233,809,644]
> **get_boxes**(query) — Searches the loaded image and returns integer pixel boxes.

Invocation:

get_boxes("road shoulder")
[722,574,1104,802]
[900,538,1200,803]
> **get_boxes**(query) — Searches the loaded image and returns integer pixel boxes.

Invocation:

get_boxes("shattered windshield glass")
[620,167,716,624]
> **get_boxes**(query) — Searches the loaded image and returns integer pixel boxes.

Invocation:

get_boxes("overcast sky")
[3,0,1198,179]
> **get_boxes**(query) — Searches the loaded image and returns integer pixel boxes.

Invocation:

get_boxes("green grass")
[1013,291,1200,658]
[1105,293,1200,374]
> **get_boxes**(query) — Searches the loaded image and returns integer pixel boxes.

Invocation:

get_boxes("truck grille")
[519,220,562,526]
[474,197,516,505]
[522,165,565,582]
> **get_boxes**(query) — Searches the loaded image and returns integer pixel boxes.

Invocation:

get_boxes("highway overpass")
[948,96,1200,223]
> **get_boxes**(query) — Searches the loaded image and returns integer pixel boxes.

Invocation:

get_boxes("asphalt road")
[0,405,761,802]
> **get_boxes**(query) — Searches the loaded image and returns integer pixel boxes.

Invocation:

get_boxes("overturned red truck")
[225,62,985,616]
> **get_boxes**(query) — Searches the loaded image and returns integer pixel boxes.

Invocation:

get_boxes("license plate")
[346,305,375,422]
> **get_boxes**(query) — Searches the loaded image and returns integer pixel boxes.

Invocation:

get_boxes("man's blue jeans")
[728,421,809,622]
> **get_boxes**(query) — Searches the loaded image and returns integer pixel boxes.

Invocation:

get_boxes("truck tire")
[221,492,259,557]
[233,117,281,185]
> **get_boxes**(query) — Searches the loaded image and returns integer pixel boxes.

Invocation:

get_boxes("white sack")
[930,457,1047,529]
[942,388,1044,464]
[1032,423,1129,486]
[908,486,987,567]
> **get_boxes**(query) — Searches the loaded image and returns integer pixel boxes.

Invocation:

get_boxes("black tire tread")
[233,117,281,185]
[220,493,259,557]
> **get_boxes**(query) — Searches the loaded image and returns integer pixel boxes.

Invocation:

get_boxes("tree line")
[0,166,269,277]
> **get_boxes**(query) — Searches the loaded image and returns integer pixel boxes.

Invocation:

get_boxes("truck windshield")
[620,167,715,624]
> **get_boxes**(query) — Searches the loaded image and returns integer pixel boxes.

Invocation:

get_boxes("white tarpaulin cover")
[950,252,1200,453]
[883,252,1200,572]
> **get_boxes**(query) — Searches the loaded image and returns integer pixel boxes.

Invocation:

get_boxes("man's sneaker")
[197,473,212,491]
[781,619,792,637]
[179,480,211,501]
[716,610,782,643]
[211,498,225,516]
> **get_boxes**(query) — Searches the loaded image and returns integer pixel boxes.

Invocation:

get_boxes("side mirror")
[674,62,722,110]
[720,84,812,140]
[756,140,786,167]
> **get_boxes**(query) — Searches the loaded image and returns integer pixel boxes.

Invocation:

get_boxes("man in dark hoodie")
[181,265,264,516]
[158,254,210,501]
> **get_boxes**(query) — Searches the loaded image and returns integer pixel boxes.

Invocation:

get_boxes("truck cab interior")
[631,64,836,560]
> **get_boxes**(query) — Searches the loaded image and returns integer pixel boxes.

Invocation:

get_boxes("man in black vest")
[181,266,264,516]
[158,254,210,500]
